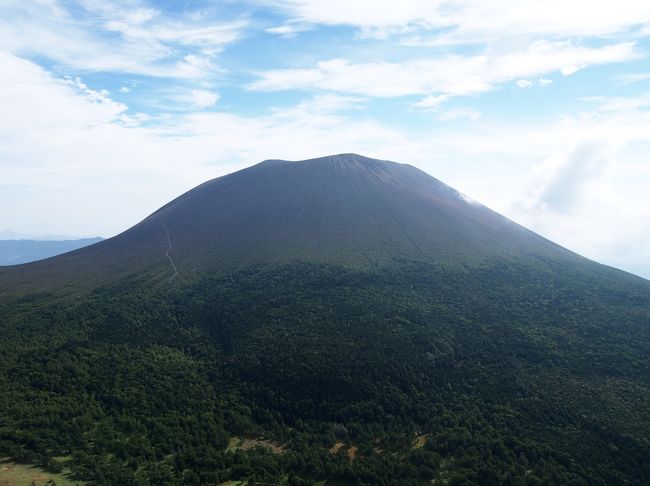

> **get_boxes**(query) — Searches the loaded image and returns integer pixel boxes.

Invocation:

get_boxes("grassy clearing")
[347,446,358,461]
[0,459,83,486]
[226,436,284,454]
[413,434,427,449]
[329,442,345,454]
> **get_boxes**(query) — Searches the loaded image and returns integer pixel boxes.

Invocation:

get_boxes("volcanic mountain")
[0,154,649,485]
[0,153,616,292]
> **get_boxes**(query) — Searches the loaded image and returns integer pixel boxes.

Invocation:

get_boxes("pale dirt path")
[161,221,178,283]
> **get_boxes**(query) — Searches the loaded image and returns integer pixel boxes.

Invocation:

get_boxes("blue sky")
[1,0,650,278]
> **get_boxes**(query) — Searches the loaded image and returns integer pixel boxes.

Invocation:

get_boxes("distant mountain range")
[0,237,103,265]
[0,154,648,485]
[0,229,102,240]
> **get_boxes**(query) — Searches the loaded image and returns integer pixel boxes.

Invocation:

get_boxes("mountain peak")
[263,152,374,162]
[308,152,381,163]
[257,153,389,170]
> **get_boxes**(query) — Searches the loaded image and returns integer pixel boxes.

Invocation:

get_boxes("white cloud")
[259,0,650,41]
[436,108,481,121]
[0,0,246,79]
[561,65,581,76]
[616,72,650,84]
[512,140,650,278]
[400,33,488,47]
[523,142,610,212]
[259,0,445,31]
[249,41,640,98]
[538,78,553,86]
[414,95,480,120]
[414,94,450,109]
[282,93,367,114]
[173,89,220,109]
[516,79,533,88]
[583,94,650,112]
[265,23,313,38]
[0,53,128,132]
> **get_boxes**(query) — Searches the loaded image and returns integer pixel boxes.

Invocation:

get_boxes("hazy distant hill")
[0,237,103,265]
[0,154,648,485]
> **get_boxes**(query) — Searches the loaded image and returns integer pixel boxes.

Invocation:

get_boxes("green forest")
[1,259,649,485]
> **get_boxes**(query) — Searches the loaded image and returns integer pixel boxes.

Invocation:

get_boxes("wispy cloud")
[265,23,313,38]
[414,95,450,109]
[249,41,640,99]
[258,0,650,41]
[436,108,481,121]
[582,94,650,112]
[616,72,650,84]
[525,142,610,212]
[172,89,221,110]
[0,0,247,79]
